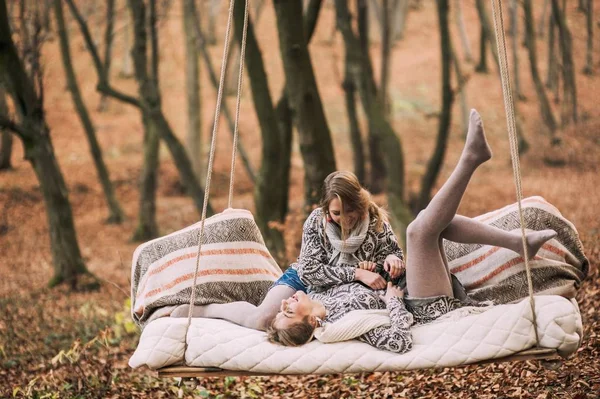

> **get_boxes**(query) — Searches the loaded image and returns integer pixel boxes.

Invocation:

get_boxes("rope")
[489,0,540,346]
[185,0,238,342]
[228,0,249,208]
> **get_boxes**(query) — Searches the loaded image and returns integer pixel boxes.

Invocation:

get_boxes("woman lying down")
[173,110,556,354]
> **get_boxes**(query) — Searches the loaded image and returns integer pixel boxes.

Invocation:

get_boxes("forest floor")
[1,1,599,398]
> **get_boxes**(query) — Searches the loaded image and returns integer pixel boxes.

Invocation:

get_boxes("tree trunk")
[552,0,578,126]
[583,0,593,74]
[273,0,336,211]
[578,0,587,12]
[357,0,386,194]
[416,0,454,213]
[379,0,392,119]
[538,0,550,37]
[523,0,559,140]
[0,89,12,170]
[450,43,469,136]
[392,0,409,41]
[475,24,488,73]
[0,0,93,289]
[510,0,523,100]
[54,0,124,223]
[128,0,214,217]
[182,0,202,183]
[191,13,257,183]
[343,54,366,184]
[83,1,101,47]
[207,0,221,45]
[120,12,133,78]
[546,6,559,91]
[132,112,159,241]
[454,0,473,62]
[232,0,287,263]
[19,0,29,59]
[475,0,500,72]
[98,0,115,112]
[336,0,412,241]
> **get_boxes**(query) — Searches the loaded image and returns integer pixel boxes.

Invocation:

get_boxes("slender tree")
[190,8,256,183]
[510,0,523,100]
[379,0,392,118]
[546,6,559,92]
[475,0,500,72]
[454,0,473,62]
[583,0,593,75]
[0,0,94,289]
[54,0,124,223]
[0,86,12,170]
[450,42,470,135]
[336,0,412,239]
[416,0,454,213]
[119,11,133,78]
[523,0,559,140]
[357,0,386,194]
[206,0,221,45]
[551,0,578,126]
[343,54,366,184]
[97,0,115,111]
[273,0,336,211]
[392,0,410,41]
[182,0,202,183]
[66,0,215,239]
[538,0,550,36]
[232,0,287,262]
[475,24,489,73]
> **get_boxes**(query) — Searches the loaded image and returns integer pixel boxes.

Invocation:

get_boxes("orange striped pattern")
[450,243,564,274]
[143,267,280,300]
[464,255,542,289]
[147,248,273,277]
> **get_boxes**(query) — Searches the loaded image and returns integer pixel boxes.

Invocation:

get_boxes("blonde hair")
[267,316,316,347]
[320,171,388,238]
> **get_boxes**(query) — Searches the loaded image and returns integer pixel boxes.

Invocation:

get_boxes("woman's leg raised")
[406,109,492,298]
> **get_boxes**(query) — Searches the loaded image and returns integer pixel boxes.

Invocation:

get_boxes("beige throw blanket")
[131,209,282,327]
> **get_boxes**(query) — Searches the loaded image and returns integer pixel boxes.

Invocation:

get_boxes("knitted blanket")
[444,196,589,304]
[131,209,282,327]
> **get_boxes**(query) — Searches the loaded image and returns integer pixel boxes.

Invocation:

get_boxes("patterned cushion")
[444,196,589,304]
[131,209,282,327]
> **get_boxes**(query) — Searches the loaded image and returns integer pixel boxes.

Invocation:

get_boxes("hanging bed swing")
[128,0,586,378]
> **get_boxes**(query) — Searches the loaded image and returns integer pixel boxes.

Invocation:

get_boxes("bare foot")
[463,109,492,164]
[516,229,558,259]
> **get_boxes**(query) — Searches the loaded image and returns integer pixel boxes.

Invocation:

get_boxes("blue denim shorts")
[271,267,307,293]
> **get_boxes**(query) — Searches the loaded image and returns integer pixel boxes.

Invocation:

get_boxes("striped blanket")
[445,196,589,304]
[131,208,282,327]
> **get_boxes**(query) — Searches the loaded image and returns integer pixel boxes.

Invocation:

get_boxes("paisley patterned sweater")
[294,208,404,292]
[310,282,413,353]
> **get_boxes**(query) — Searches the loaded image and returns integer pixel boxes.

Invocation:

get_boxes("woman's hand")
[379,282,405,304]
[355,268,387,290]
[384,255,405,279]
[358,260,377,272]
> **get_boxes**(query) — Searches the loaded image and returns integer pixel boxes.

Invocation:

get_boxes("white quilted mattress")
[129,295,582,374]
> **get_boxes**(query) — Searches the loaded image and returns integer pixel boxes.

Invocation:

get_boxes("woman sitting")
[170,170,405,329]
[268,109,557,353]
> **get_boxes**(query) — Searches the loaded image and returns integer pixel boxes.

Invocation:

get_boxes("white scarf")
[324,215,369,266]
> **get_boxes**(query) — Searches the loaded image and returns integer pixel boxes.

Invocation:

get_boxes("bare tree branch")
[64,0,140,108]
[0,115,31,139]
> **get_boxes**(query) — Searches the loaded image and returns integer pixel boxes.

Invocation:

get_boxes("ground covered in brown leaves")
[1,1,599,398]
